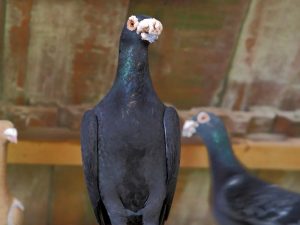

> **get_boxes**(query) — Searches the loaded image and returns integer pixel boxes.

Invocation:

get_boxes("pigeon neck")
[113,41,153,96]
[0,141,10,201]
[204,131,243,187]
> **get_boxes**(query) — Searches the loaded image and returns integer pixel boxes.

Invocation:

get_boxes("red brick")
[0,104,6,119]
[3,0,33,104]
[70,0,129,104]
[130,0,250,108]
[0,1,5,92]
[226,111,252,136]
[58,105,92,130]
[248,80,286,108]
[280,88,300,110]
[273,111,300,137]
[223,0,300,111]
[273,112,294,135]
[226,82,248,110]
[4,105,58,129]
[247,107,276,133]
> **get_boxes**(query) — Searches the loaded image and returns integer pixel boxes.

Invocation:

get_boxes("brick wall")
[0,0,299,136]
[222,0,300,110]
[1,0,129,105]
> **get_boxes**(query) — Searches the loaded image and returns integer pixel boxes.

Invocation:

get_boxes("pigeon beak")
[3,128,18,143]
[182,120,199,138]
[136,18,163,43]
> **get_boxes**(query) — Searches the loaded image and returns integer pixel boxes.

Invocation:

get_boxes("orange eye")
[197,112,210,124]
[127,15,138,31]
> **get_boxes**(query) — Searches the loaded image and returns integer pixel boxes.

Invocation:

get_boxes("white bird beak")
[182,120,199,138]
[136,18,163,43]
[4,128,18,143]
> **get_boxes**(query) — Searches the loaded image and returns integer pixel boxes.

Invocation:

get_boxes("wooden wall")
[1,0,299,111]
[128,0,250,108]
[1,1,300,224]
[1,0,129,105]
[7,166,300,225]
[0,0,6,96]
[0,0,250,108]
[222,0,300,110]
[1,0,300,132]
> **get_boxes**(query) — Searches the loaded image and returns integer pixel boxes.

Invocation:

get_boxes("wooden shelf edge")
[7,138,300,170]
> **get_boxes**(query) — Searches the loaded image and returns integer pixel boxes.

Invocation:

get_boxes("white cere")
[126,15,163,43]
[182,120,199,137]
[136,18,163,43]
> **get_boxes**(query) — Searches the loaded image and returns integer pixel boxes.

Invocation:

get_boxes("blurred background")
[0,0,300,224]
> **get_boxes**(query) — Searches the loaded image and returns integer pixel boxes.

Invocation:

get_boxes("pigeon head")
[121,15,163,44]
[0,120,18,144]
[182,112,228,145]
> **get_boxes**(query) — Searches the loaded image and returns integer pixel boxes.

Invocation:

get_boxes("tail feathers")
[127,215,143,225]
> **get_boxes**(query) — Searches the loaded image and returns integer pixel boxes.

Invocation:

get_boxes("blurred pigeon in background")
[182,112,300,225]
[0,121,24,225]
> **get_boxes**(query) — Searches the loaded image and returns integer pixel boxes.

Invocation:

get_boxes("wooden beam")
[7,138,300,170]
[8,140,81,166]
[181,139,300,170]
[0,0,6,98]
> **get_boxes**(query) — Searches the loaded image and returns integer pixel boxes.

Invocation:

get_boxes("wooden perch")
[7,138,300,170]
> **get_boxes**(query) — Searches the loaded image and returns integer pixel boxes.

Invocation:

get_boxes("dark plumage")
[81,15,180,225]
[182,112,300,225]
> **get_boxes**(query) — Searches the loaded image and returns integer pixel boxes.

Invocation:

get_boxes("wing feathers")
[162,107,181,221]
[81,110,106,224]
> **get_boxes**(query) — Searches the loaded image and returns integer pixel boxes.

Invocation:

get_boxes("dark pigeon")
[182,112,300,225]
[81,15,180,225]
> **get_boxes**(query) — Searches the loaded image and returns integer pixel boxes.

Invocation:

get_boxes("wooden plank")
[2,0,33,104]
[181,139,300,170]
[7,167,300,225]
[49,166,95,225]
[128,0,250,108]
[6,138,300,170]
[166,169,215,225]
[2,0,129,105]
[7,165,51,225]
[222,0,300,110]
[0,0,6,99]
[7,140,81,165]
